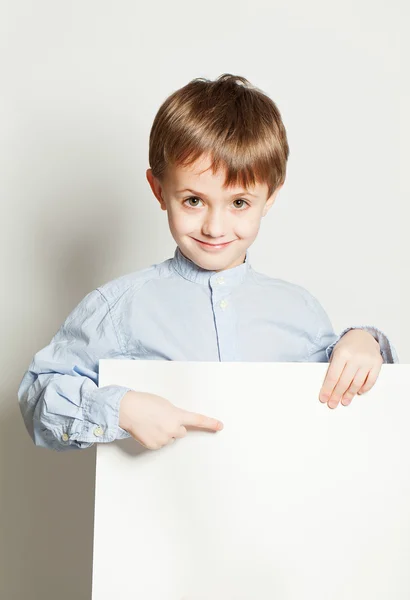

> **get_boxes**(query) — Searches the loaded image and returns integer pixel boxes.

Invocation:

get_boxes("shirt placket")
[210,275,237,362]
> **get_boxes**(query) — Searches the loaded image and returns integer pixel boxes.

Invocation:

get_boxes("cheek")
[234,214,262,237]
[168,209,198,233]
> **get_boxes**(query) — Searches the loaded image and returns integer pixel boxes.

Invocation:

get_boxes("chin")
[195,250,245,272]
[178,238,247,270]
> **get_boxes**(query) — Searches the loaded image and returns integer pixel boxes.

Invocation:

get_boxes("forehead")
[166,154,223,184]
[165,153,265,196]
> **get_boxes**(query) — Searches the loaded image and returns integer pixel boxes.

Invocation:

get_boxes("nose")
[201,207,226,239]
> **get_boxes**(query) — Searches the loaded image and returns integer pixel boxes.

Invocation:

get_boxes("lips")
[193,238,233,248]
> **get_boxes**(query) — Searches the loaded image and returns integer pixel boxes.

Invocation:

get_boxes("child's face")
[146,153,281,272]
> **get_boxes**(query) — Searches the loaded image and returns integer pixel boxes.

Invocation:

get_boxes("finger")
[341,366,369,406]
[358,364,382,395]
[135,437,163,451]
[167,426,189,444]
[327,361,360,409]
[179,410,223,431]
[128,430,150,449]
[130,430,171,451]
[319,353,347,404]
[174,425,187,439]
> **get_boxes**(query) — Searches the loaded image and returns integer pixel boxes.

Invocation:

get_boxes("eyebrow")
[175,188,257,198]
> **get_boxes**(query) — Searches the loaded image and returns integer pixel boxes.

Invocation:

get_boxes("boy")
[18,73,398,452]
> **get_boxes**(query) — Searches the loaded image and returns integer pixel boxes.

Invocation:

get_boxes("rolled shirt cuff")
[64,384,132,446]
[325,325,399,364]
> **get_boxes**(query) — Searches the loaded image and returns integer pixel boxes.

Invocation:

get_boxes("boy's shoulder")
[96,257,173,302]
[248,266,324,315]
[249,265,317,297]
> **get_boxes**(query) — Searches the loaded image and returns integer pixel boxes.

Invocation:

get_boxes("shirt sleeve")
[17,288,133,451]
[304,295,399,364]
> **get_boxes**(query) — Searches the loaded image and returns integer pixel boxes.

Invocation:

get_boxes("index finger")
[319,353,347,402]
[179,409,224,432]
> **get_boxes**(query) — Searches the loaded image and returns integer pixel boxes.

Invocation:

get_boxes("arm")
[324,325,399,363]
[17,289,132,451]
[304,296,399,364]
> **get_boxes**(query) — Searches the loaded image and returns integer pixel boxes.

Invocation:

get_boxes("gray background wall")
[1,0,408,598]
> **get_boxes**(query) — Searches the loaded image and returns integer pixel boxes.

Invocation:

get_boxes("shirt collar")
[171,245,250,286]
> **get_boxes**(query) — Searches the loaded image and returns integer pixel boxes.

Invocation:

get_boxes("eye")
[182,196,250,210]
[232,199,249,209]
[183,196,204,208]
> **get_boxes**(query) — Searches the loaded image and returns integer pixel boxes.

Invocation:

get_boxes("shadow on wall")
[1,180,134,598]
[0,409,96,600]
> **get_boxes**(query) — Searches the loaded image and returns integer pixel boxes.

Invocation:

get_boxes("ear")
[262,184,283,217]
[146,169,167,210]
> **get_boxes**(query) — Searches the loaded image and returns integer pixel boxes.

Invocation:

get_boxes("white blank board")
[93,360,410,600]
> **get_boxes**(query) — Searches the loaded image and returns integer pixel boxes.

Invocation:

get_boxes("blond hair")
[148,74,289,198]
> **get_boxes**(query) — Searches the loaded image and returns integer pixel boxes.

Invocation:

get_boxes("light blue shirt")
[18,246,398,451]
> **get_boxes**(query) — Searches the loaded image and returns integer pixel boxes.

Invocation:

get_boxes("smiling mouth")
[193,238,234,247]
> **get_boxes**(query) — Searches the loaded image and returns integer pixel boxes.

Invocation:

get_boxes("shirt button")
[61,433,69,442]
[216,276,225,284]
[219,299,228,309]
[94,426,104,437]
